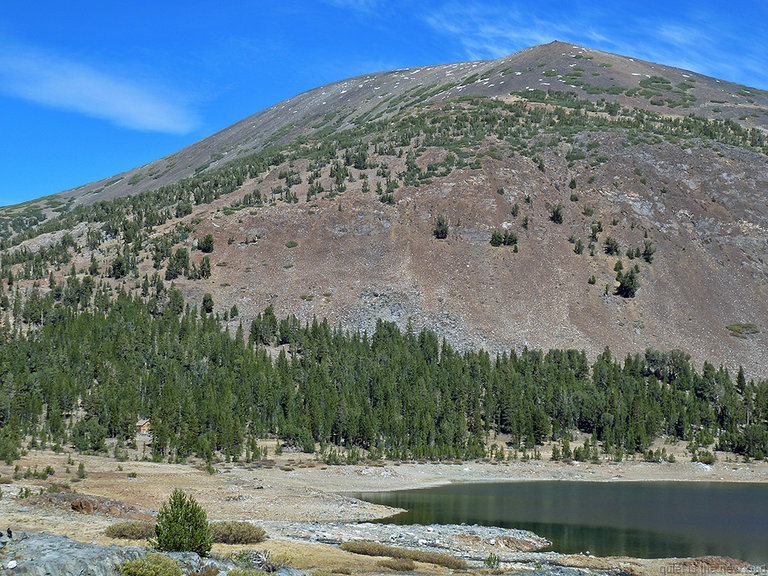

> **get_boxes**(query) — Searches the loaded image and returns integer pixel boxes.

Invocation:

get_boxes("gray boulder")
[0,531,312,576]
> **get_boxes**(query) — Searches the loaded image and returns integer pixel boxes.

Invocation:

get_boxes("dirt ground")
[3,437,767,524]
[1,439,766,575]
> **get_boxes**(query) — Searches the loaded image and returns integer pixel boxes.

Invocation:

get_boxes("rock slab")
[0,531,309,576]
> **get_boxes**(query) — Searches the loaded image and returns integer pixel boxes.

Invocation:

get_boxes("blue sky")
[1,1,766,207]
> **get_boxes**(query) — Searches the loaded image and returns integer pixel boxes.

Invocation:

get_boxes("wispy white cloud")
[424,4,577,60]
[0,43,199,134]
[424,2,768,89]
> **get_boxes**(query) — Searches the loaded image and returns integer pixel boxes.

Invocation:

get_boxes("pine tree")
[642,239,656,263]
[604,236,620,255]
[89,254,99,276]
[153,489,212,556]
[615,267,639,298]
[199,256,211,279]
[198,234,215,253]
[550,204,564,224]
[433,214,448,239]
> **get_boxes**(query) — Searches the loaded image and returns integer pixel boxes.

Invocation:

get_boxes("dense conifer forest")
[0,277,766,465]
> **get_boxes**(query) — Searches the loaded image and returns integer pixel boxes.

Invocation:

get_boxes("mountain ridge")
[69,40,768,203]
[5,40,766,215]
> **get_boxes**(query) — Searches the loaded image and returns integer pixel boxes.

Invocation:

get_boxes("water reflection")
[355,481,768,564]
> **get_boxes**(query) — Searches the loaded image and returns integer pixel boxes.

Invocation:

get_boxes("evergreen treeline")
[1,283,767,464]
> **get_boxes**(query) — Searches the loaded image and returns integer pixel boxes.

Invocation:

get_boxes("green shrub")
[120,553,181,576]
[697,450,716,464]
[285,240,298,248]
[153,489,212,557]
[105,521,155,540]
[726,322,759,338]
[210,521,267,544]
[484,552,501,569]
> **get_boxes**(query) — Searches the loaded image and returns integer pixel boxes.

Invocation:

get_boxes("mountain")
[2,41,768,375]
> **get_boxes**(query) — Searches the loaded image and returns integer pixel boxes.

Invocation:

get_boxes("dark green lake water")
[355,481,768,565]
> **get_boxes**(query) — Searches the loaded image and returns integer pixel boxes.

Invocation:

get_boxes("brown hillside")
[2,41,768,376]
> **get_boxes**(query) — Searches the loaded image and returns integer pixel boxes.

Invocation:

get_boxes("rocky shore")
[0,529,615,576]
[2,449,767,576]
[0,521,552,574]
[1,522,763,576]
[263,519,553,564]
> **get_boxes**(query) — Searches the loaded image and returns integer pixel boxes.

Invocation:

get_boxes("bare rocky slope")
[2,41,768,376]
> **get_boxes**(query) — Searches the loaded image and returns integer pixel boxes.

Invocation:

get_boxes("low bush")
[697,450,716,464]
[106,521,155,540]
[726,322,759,338]
[210,521,267,544]
[120,553,181,576]
[339,541,467,570]
[484,552,501,569]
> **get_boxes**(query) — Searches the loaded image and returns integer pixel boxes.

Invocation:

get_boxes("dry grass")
[339,542,467,570]
[378,558,416,571]
[237,539,458,576]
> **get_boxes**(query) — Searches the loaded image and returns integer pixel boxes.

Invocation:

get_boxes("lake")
[355,481,768,565]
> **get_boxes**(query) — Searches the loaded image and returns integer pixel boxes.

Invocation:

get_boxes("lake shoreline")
[2,450,768,574]
[329,456,768,502]
[350,480,768,565]
[2,447,767,526]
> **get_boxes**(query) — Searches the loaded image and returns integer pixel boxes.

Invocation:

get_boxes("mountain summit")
[2,42,768,374]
